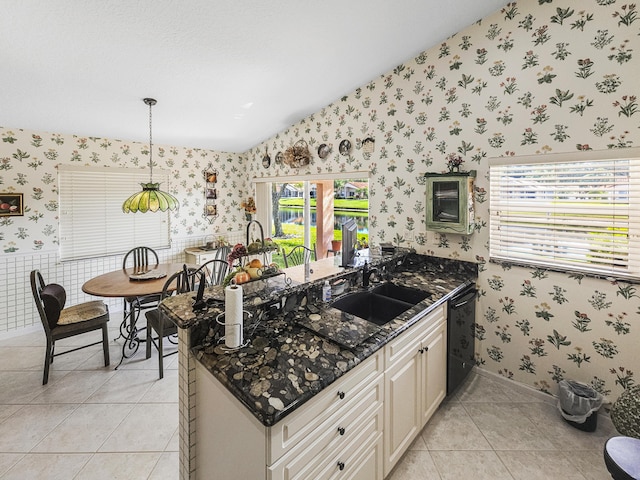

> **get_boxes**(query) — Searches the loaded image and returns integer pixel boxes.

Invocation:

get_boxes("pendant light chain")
[122,97,178,213]
[145,97,157,184]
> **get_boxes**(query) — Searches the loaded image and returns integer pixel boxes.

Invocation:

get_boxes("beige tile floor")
[388,372,615,480]
[0,325,179,480]
[0,325,615,479]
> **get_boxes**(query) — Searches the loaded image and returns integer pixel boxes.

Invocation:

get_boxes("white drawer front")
[384,305,446,366]
[269,375,383,479]
[304,411,383,480]
[269,350,382,463]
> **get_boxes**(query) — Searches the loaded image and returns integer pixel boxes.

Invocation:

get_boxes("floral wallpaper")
[1,0,637,403]
[0,128,248,253]
[246,0,639,403]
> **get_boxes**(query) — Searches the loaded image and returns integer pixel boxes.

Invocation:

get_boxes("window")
[252,172,369,261]
[489,148,640,281]
[58,165,171,261]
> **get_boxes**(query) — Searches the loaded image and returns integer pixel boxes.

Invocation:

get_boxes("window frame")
[252,171,370,255]
[489,148,640,282]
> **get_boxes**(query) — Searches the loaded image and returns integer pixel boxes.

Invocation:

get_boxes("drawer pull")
[337,391,345,400]
[337,461,345,471]
[337,427,345,436]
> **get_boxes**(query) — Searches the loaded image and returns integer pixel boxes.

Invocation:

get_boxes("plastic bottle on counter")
[322,280,332,303]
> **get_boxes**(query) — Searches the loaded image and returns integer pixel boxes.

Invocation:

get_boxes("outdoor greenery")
[270,223,369,268]
[270,186,369,268]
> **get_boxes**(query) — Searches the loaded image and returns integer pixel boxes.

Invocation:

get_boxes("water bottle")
[322,280,332,303]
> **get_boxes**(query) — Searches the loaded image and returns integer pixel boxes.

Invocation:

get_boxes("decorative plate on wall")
[339,139,351,156]
[318,143,332,159]
[275,151,284,165]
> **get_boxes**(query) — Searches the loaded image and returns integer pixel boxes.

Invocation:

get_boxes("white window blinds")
[489,148,640,281]
[58,165,171,261]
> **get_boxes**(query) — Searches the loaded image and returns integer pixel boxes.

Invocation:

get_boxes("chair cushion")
[40,284,67,329]
[145,309,178,336]
[58,300,108,325]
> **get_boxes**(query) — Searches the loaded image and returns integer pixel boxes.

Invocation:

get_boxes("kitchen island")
[161,250,477,479]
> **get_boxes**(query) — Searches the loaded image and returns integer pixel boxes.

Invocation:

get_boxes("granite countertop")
[160,252,477,426]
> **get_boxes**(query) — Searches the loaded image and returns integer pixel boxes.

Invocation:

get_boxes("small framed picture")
[206,188,217,199]
[0,193,23,216]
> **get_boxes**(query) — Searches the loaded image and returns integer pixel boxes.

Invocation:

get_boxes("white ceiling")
[0,0,508,153]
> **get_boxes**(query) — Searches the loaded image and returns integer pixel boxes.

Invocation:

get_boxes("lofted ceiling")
[0,0,509,153]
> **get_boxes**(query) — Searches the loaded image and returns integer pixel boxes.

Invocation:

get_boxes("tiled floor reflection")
[0,327,615,479]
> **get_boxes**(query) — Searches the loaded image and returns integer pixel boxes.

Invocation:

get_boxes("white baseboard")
[0,324,41,341]
[473,366,613,426]
[473,366,557,405]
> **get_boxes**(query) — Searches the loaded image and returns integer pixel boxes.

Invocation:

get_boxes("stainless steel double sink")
[331,282,431,326]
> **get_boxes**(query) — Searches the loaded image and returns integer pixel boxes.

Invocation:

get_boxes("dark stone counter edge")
[161,252,478,427]
[203,285,469,427]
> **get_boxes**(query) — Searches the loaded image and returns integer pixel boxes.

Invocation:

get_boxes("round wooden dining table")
[82,263,189,367]
[82,263,188,298]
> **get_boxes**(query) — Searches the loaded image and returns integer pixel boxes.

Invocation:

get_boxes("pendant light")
[122,98,179,213]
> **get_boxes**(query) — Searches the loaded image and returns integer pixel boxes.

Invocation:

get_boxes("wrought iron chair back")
[145,267,199,379]
[214,244,231,263]
[283,245,317,268]
[121,246,161,333]
[195,259,230,286]
[122,246,159,271]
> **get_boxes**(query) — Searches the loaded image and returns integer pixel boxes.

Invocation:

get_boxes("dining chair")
[195,258,230,286]
[145,267,199,379]
[30,270,110,385]
[122,246,160,334]
[283,244,317,268]
[214,244,231,263]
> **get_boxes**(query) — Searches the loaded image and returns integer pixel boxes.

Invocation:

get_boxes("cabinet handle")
[337,391,345,400]
[418,348,424,354]
[424,346,429,352]
[338,427,345,436]
[337,461,345,471]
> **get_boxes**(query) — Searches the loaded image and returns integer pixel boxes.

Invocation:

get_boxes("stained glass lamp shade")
[122,98,179,213]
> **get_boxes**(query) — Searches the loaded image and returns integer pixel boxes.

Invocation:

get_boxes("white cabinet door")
[384,352,422,476]
[383,303,447,477]
[383,343,421,477]
[420,321,447,427]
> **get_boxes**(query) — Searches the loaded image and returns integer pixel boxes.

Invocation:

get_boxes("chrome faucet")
[362,262,378,288]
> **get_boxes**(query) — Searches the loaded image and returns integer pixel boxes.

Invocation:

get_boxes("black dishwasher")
[447,284,477,395]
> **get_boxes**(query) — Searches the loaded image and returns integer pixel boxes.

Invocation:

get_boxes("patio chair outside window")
[283,245,317,268]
